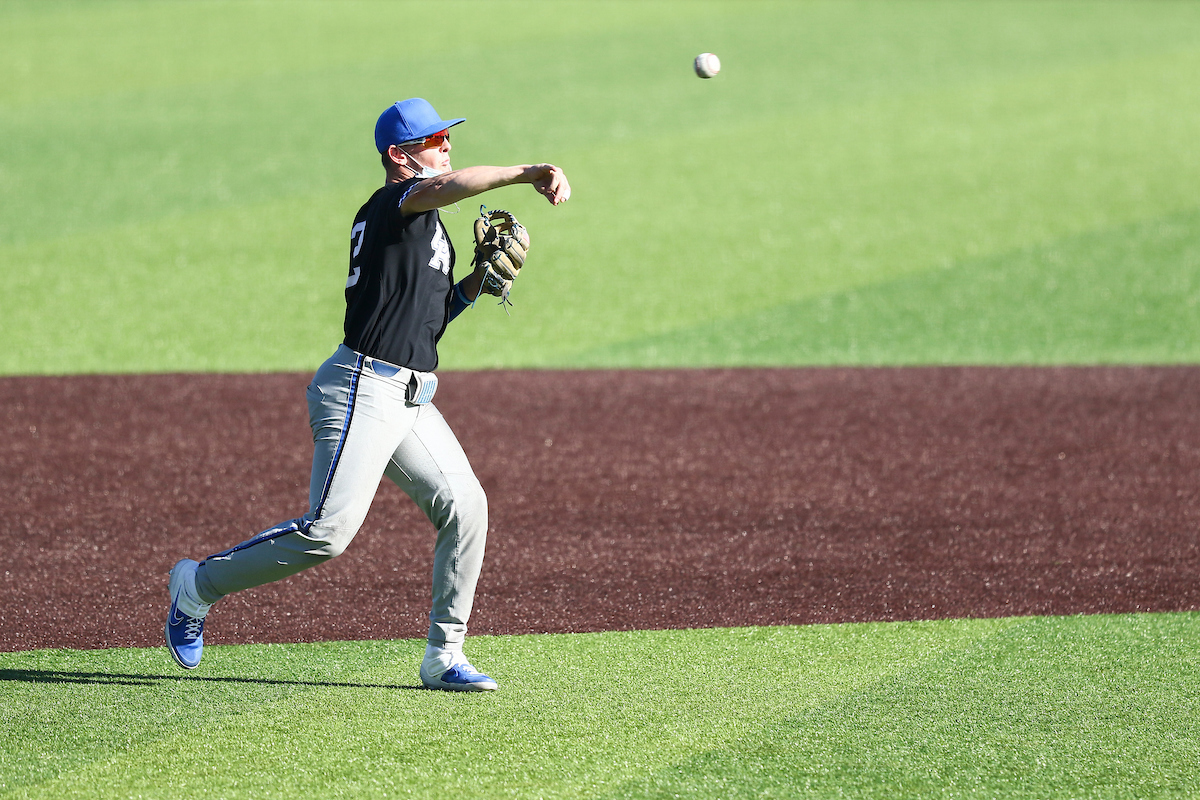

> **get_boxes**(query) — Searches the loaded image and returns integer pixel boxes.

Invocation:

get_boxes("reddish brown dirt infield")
[2,367,1198,652]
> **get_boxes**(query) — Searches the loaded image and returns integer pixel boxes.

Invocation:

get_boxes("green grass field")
[3,615,1199,799]
[3,1,1199,798]
[2,0,1199,373]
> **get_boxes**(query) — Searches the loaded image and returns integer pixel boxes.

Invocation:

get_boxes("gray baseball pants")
[192,344,488,647]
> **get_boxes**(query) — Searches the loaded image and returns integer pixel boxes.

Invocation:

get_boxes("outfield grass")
[2,1,1199,373]
[2,614,1197,799]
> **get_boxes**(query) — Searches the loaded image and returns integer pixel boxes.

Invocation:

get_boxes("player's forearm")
[457,269,485,302]
[447,268,490,321]
[403,166,533,212]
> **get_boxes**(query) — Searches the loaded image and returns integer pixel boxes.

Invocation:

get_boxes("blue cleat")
[165,559,212,670]
[420,649,498,692]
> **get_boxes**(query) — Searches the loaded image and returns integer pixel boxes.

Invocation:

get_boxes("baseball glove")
[473,207,529,309]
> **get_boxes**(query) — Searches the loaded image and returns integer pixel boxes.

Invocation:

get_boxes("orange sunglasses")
[405,129,450,148]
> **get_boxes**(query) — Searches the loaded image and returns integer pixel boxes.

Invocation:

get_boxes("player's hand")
[528,164,570,205]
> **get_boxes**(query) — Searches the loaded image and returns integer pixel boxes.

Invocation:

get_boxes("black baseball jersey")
[342,178,455,372]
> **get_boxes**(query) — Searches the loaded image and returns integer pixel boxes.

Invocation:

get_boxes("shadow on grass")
[0,668,422,691]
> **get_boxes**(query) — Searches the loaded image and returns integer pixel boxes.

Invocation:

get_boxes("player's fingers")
[527,164,568,204]
[551,172,570,204]
[541,166,569,205]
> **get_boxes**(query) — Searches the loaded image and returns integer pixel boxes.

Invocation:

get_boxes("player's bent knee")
[430,473,487,533]
[312,541,350,559]
[451,475,488,531]
[301,522,361,560]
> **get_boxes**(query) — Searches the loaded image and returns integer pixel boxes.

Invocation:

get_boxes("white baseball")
[694,52,720,79]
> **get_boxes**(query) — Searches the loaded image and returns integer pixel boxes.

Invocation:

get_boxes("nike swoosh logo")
[168,600,186,627]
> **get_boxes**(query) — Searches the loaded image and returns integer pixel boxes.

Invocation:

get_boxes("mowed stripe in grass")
[579,207,1200,367]
[2,2,1200,373]
[2,614,1197,799]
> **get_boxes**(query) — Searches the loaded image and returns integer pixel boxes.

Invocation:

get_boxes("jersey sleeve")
[392,177,425,220]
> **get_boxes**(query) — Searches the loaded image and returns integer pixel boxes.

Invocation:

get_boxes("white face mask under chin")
[402,147,448,179]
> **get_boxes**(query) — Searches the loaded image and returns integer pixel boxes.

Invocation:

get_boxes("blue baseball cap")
[374,98,465,153]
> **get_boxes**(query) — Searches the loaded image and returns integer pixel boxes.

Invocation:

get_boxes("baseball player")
[165,98,570,691]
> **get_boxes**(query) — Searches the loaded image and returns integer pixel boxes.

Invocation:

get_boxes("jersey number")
[429,225,450,275]
[346,220,448,288]
[346,220,367,289]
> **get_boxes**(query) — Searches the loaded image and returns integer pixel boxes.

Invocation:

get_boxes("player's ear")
[385,145,407,169]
